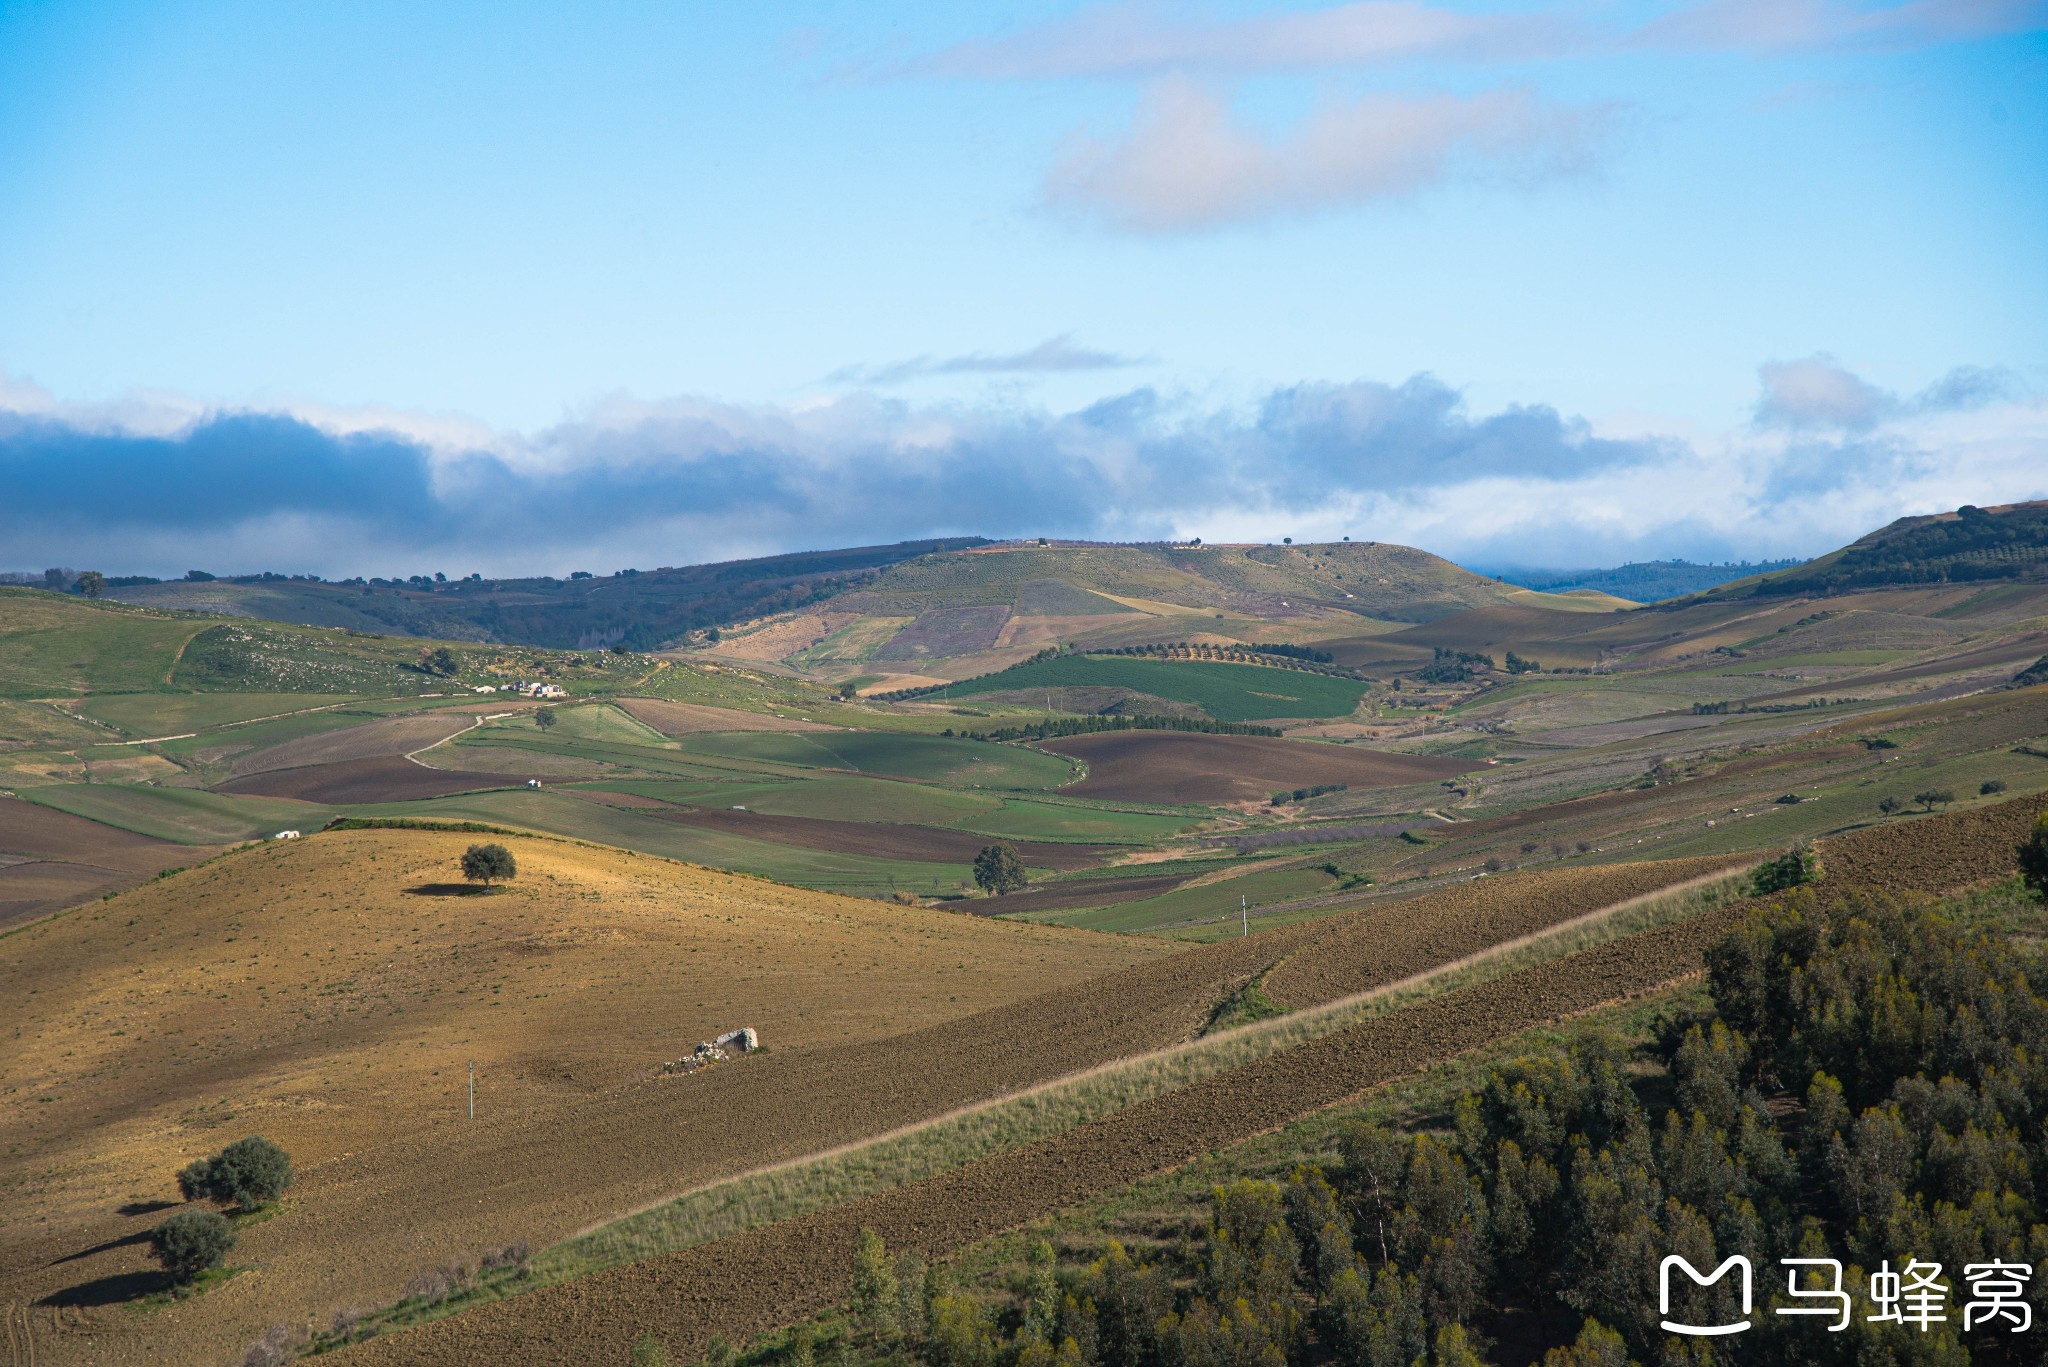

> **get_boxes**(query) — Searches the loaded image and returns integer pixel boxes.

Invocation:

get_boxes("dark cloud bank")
[2,366,2036,579]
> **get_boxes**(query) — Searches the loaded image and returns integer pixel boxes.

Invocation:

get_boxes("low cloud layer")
[1,362,2040,580]
[1044,80,1610,231]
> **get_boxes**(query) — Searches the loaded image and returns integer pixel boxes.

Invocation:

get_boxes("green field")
[19,783,337,843]
[675,730,1075,789]
[348,789,975,894]
[1018,864,1337,935]
[76,691,367,737]
[947,656,1371,722]
[0,700,114,749]
[534,702,672,746]
[954,798,1196,844]
[0,590,208,699]
[583,775,1006,825]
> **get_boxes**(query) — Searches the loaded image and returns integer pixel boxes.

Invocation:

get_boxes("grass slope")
[948,656,1370,722]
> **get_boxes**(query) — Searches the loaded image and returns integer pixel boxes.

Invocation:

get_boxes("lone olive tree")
[178,1135,294,1211]
[75,570,107,598]
[534,706,558,732]
[461,843,517,890]
[972,844,1027,896]
[150,1210,235,1285]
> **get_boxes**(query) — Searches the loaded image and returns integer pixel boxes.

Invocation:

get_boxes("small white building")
[273,830,301,840]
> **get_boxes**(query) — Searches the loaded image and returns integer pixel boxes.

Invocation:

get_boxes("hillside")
[1698,499,2048,599]
[99,539,988,650]
[0,827,1171,1363]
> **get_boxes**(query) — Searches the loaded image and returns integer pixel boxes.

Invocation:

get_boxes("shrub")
[2021,813,2048,901]
[1981,778,2008,796]
[239,1323,305,1367]
[150,1209,235,1284]
[461,842,517,889]
[630,1334,673,1366]
[1773,792,1801,804]
[178,1136,294,1211]
[1749,843,1819,896]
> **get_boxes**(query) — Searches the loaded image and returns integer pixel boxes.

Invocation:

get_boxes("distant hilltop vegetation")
[1497,558,1808,602]
[1698,500,2048,600]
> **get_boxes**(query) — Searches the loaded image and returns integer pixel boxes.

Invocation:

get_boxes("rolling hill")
[1696,498,2048,599]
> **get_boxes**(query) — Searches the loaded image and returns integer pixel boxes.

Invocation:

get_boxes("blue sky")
[1,1,2044,576]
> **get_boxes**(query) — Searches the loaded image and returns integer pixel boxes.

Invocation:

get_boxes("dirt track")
[218,756,534,803]
[1041,731,1469,804]
[333,797,2047,1366]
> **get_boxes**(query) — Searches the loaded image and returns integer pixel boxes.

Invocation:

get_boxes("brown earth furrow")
[335,795,2047,1366]
[335,902,1754,1366]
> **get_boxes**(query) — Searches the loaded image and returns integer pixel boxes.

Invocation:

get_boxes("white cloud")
[911,1,1567,79]
[826,335,1144,386]
[1630,0,2048,54]
[1755,354,1896,429]
[1042,79,1612,231]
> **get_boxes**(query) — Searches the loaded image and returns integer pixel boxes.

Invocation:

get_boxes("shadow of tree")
[403,883,492,897]
[116,1199,179,1217]
[41,1269,170,1307]
[47,1229,152,1266]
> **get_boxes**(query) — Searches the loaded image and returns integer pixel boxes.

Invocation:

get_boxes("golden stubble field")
[0,829,1171,1360]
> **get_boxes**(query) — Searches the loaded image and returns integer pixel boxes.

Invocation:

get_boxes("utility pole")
[1241,895,1248,937]
[468,1060,474,1120]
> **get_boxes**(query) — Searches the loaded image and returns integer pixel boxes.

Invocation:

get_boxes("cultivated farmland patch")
[1042,731,1470,804]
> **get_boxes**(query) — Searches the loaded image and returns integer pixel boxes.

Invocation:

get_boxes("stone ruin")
[663,1026,759,1075]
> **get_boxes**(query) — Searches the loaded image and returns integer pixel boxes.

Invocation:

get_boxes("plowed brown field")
[0,795,213,928]
[1042,731,1469,803]
[331,796,2047,1367]
[217,756,533,803]
[227,713,483,776]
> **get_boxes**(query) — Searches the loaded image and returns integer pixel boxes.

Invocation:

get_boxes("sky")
[1,0,2044,578]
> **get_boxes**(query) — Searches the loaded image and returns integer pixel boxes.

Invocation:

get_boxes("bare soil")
[217,757,534,804]
[0,795,213,928]
[228,714,484,776]
[1042,731,1470,803]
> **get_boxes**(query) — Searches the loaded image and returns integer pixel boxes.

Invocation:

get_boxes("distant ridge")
[1492,559,1806,603]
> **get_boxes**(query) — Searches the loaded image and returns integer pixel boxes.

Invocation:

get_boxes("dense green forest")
[797,873,2048,1367]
